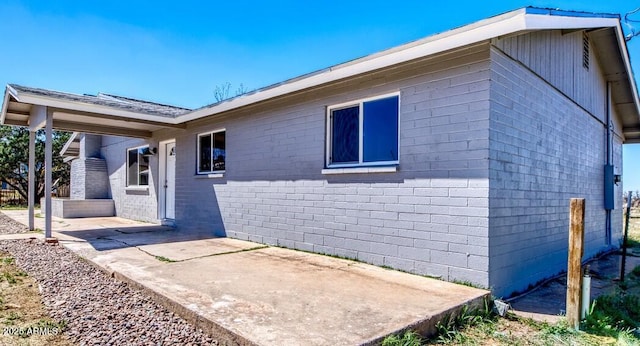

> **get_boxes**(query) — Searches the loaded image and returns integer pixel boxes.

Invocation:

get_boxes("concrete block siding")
[49,199,115,218]
[70,158,110,200]
[101,136,158,223]
[170,44,493,287]
[488,46,621,296]
[100,38,623,296]
[215,179,489,284]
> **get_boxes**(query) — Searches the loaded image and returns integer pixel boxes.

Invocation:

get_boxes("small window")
[127,145,150,186]
[197,130,226,174]
[326,94,399,167]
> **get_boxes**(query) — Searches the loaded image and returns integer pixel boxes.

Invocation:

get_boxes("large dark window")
[327,94,399,167]
[198,130,226,174]
[127,145,150,186]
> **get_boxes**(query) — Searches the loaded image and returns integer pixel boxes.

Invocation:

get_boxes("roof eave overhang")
[178,10,532,122]
[1,87,187,138]
[176,10,634,124]
[607,22,640,143]
[10,92,181,126]
[2,7,638,137]
[59,132,80,156]
[0,86,15,125]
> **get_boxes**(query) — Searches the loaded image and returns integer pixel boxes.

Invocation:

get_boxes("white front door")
[164,141,176,219]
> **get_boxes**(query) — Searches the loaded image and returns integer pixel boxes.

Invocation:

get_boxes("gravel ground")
[0,215,217,345]
[0,211,29,234]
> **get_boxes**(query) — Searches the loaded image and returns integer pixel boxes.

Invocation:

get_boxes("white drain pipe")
[581,273,591,319]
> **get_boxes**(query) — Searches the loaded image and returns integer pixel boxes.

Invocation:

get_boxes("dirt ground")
[428,209,640,345]
[0,252,72,346]
[507,209,640,322]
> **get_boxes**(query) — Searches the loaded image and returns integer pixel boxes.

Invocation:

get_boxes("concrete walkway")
[2,210,489,345]
[509,250,640,323]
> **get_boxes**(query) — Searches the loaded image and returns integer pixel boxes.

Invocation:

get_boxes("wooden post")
[566,198,585,329]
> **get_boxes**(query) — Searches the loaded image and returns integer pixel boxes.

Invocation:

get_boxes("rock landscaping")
[0,213,217,345]
[0,212,29,234]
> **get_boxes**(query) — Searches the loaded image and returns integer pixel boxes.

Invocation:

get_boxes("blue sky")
[0,0,639,191]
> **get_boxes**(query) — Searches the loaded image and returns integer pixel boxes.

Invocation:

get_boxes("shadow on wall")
[176,177,227,237]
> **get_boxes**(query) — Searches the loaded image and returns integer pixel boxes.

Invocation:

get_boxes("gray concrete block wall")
[612,134,624,246]
[170,128,226,235]
[80,134,102,159]
[50,199,115,218]
[70,158,110,200]
[101,136,159,223]
[172,45,493,287]
[488,46,620,297]
[213,179,490,285]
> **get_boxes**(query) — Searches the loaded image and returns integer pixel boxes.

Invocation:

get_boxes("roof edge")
[9,89,181,125]
[60,132,80,156]
[177,9,530,122]
[613,22,640,136]
[3,7,636,130]
[525,7,620,19]
[177,7,626,123]
[0,88,9,125]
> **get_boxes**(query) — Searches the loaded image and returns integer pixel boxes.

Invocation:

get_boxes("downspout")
[605,82,612,246]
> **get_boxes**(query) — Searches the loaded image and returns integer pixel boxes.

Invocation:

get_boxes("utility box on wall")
[604,164,621,210]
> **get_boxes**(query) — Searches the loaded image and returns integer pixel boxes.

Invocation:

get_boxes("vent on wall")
[582,32,590,70]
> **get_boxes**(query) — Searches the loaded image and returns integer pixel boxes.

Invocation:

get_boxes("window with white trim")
[127,145,150,186]
[326,94,399,167]
[197,130,226,174]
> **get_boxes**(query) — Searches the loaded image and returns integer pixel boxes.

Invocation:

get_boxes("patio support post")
[27,130,35,231]
[44,108,52,238]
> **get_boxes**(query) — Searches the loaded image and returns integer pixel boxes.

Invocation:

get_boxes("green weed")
[0,205,29,210]
[435,300,495,344]
[4,311,21,325]
[452,280,486,289]
[154,256,176,263]
[582,294,640,339]
[2,272,17,284]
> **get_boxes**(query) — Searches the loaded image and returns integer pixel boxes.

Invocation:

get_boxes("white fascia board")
[176,11,529,123]
[60,132,79,156]
[0,88,10,125]
[14,93,181,125]
[613,23,640,123]
[178,12,630,124]
[524,14,619,30]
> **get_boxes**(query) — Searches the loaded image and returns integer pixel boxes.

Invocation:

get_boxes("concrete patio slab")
[2,211,490,345]
[2,209,170,233]
[136,238,266,262]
